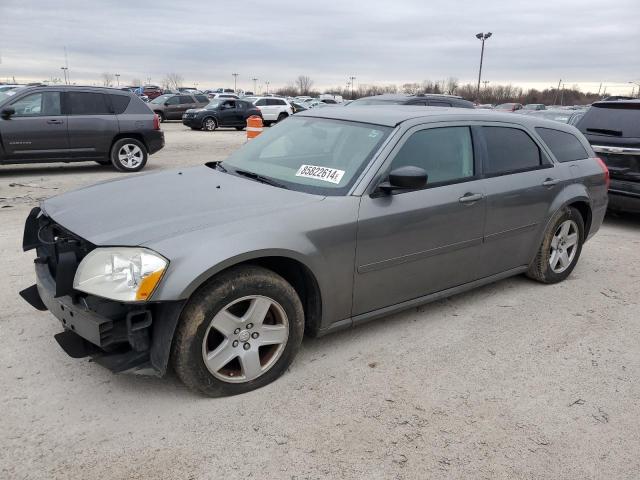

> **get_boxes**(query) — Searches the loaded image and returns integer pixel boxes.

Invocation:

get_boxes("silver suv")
[21,106,608,396]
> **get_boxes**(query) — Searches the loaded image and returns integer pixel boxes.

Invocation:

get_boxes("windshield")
[221,116,392,195]
[150,94,172,104]
[496,103,516,108]
[205,100,222,109]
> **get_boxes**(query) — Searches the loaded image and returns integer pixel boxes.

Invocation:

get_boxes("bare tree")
[444,77,459,95]
[162,72,184,90]
[100,72,115,87]
[296,75,314,95]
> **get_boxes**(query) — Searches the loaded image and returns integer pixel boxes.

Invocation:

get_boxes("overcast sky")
[0,0,638,94]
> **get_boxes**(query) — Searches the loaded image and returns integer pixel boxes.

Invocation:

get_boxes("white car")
[246,96,293,125]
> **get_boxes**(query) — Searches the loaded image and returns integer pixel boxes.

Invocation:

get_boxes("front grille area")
[24,208,95,297]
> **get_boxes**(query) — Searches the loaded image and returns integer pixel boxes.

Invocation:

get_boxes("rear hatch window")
[577,103,640,181]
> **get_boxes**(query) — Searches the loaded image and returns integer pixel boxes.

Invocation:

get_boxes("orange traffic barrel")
[247,115,263,140]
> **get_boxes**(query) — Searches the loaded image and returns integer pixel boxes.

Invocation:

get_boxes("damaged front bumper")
[19,207,185,376]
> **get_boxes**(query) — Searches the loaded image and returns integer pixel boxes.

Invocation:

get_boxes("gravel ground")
[1,123,640,479]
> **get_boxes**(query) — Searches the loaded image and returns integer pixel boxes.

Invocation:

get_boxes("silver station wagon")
[21,106,609,396]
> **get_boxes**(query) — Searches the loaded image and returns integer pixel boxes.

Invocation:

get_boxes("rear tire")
[110,138,148,172]
[527,207,584,284]
[172,266,304,397]
[235,126,245,131]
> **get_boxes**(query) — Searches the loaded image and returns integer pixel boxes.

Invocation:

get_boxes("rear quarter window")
[536,127,588,162]
[110,94,131,114]
[482,126,542,175]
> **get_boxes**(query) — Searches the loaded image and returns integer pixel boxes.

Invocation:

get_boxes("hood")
[186,108,208,114]
[42,165,323,246]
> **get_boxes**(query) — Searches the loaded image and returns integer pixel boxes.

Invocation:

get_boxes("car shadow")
[603,210,640,230]
[0,162,163,177]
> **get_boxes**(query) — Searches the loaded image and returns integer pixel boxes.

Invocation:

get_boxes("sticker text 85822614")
[295,165,345,185]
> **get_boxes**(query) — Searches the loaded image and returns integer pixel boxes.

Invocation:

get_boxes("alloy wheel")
[549,219,579,273]
[117,144,143,169]
[201,295,289,383]
[204,118,217,131]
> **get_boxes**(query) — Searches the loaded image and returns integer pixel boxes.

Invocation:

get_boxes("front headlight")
[73,247,168,302]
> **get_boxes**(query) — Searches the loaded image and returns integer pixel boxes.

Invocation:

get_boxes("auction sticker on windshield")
[295,165,345,184]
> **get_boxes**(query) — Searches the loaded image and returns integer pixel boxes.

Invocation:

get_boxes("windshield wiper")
[232,168,288,189]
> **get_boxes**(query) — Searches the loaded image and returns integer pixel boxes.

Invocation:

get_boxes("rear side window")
[195,95,208,103]
[178,96,193,104]
[536,127,588,162]
[390,127,474,184]
[267,99,286,106]
[110,94,130,114]
[482,127,541,175]
[577,104,640,138]
[68,92,111,115]
[255,99,267,106]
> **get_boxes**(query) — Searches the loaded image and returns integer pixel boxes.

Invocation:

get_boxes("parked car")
[524,109,584,125]
[141,85,163,100]
[148,93,209,122]
[209,93,239,100]
[20,106,608,396]
[182,98,261,131]
[0,86,164,172]
[348,93,474,108]
[290,101,309,114]
[523,104,546,111]
[0,85,163,171]
[495,103,524,112]
[575,100,640,212]
[246,96,293,125]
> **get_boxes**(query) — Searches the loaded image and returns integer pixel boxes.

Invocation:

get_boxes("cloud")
[0,0,638,94]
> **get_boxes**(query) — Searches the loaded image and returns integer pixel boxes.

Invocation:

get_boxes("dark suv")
[576,100,640,212]
[148,93,210,122]
[0,85,164,172]
[348,93,474,108]
[182,98,262,131]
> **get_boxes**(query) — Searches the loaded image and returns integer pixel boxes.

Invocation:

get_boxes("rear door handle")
[459,193,484,204]
[46,119,63,125]
[542,178,560,187]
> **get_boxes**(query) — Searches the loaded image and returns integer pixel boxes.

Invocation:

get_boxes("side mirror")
[377,166,428,194]
[1,107,15,119]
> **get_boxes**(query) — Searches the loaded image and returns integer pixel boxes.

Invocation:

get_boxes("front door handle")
[542,178,560,187]
[459,193,483,204]
[46,119,63,125]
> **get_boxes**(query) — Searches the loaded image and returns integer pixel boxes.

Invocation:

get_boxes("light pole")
[251,77,258,93]
[115,73,120,87]
[475,32,492,98]
[232,73,239,92]
[60,67,68,85]
[629,81,640,98]
[265,81,270,94]
[348,75,356,99]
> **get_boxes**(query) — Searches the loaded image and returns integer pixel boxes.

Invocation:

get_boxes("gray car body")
[40,106,608,337]
[0,85,163,164]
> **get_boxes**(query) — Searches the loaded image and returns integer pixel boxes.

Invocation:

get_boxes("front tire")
[110,138,148,172]
[172,266,305,397]
[276,113,288,122]
[527,207,584,284]
[155,111,164,123]
[202,117,217,131]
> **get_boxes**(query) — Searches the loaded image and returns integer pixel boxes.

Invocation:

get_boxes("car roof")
[296,105,583,131]
[592,99,640,106]
[357,93,464,101]
[7,85,135,95]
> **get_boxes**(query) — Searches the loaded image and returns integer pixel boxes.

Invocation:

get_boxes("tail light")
[595,157,610,189]
[153,113,160,130]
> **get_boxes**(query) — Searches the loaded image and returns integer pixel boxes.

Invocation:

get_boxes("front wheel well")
[192,257,323,337]
[567,201,592,239]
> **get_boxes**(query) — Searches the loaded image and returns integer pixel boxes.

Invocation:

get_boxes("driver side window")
[11,92,62,116]
[389,126,474,185]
